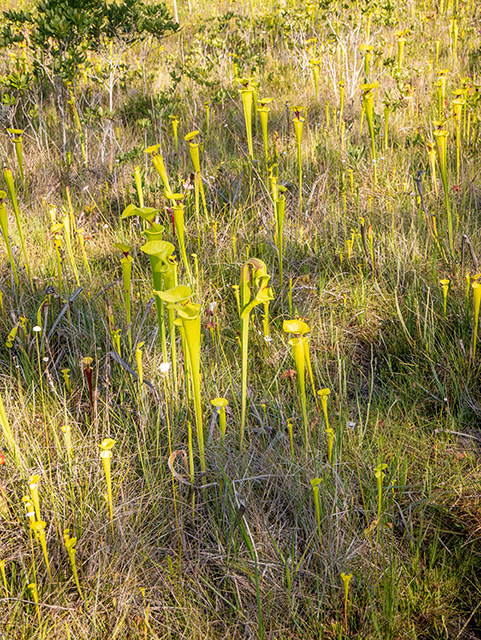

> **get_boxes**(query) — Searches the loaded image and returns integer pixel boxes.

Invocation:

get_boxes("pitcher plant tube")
[238,78,255,159]
[317,387,331,429]
[155,285,205,473]
[426,141,438,196]
[291,106,305,210]
[433,125,453,255]
[0,392,20,464]
[374,463,388,544]
[185,131,208,221]
[283,319,311,453]
[169,115,179,152]
[361,82,379,184]
[134,165,144,208]
[211,398,228,440]
[341,573,353,633]
[4,169,30,279]
[0,191,19,286]
[114,243,133,351]
[339,79,345,121]
[453,95,465,184]
[274,186,286,286]
[240,259,275,448]
[63,529,83,598]
[121,204,167,358]
[61,424,73,469]
[311,478,322,545]
[284,318,315,397]
[170,193,193,282]
[140,239,179,386]
[258,98,273,164]
[440,279,450,317]
[32,519,51,579]
[145,144,173,196]
[7,129,24,184]
[135,342,145,390]
[100,438,116,528]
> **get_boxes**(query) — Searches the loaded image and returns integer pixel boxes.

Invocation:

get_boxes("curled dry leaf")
[167,450,191,485]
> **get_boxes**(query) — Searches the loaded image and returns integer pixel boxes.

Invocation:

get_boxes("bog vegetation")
[0,0,481,637]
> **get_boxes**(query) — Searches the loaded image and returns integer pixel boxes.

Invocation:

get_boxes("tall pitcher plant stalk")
[258,98,273,164]
[145,144,172,195]
[121,204,167,359]
[0,191,19,286]
[4,169,30,279]
[7,129,24,184]
[426,141,438,196]
[453,96,465,184]
[134,165,144,208]
[114,244,133,351]
[0,392,20,464]
[339,79,345,121]
[141,239,179,391]
[275,186,287,287]
[433,125,453,255]
[169,115,179,152]
[397,34,406,72]
[238,79,255,159]
[291,106,305,211]
[361,82,379,184]
[185,131,209,221]
[170,193,193,282]
[283,319,311,453]
[155,286,205,472]
[100,438,116,528]
[239,259,274,448]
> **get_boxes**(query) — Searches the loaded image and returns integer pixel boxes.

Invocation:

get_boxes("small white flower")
[264,335,273,343]
[103,224,109,229]
[43,357,49,362]
[33,326,41,333]
[159,362,172,374]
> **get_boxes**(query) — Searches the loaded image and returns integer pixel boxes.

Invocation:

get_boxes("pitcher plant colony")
[0,0,481,637]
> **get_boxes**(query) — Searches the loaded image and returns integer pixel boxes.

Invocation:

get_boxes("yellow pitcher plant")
[155,285,205,472]
[185,130,208,221]
[257,98,273,164]
[291,106,305,210]
[283,318,311,452]
[433,124,453,255]
[211,398,228,439]
[0,191,19,285]
[240,259,274,448]
[238,78,255,159]
[361,82,379,183]
[114,243,133,351]
[100,438,116,527]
